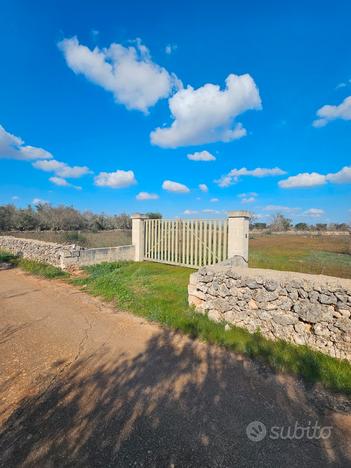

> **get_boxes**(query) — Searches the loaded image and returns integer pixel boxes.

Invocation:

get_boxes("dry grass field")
[249,234,351,279]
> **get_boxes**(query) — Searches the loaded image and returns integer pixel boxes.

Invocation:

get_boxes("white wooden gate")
[143,219,228,268]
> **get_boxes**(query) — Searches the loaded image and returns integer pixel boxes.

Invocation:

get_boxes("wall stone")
[188,262,351,362]
[0,236,135,269]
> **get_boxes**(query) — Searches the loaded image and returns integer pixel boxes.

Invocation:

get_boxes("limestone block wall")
[0,235,81,268]
[0,236,135,269]
[189,263,351,361]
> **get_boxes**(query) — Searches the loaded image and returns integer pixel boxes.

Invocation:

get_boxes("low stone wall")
[0,236,135,269]
[0,236,81,268]
[189,261,351,361]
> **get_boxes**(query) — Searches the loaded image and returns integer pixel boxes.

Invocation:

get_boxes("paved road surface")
[0,268,350,467]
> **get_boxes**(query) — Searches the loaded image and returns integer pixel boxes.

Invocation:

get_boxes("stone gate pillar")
[131,213,147,262]
[227,210,251,264]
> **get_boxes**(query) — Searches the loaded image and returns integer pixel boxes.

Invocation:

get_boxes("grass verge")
[71,261,351,395]
[0,250,67,279]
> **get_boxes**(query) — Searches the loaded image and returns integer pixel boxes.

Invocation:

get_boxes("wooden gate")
[144,219,228,268]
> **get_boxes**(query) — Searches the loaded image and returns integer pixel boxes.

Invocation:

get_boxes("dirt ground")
[0,268,350,467]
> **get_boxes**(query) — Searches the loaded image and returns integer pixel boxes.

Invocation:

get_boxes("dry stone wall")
[0,236,81,268]
[189,261,351,361]
[0,236,135,269]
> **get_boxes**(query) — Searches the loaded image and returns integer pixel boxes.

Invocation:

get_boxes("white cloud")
[94,170,137,188]
[49,176,82,190]
[0,125,52,161]
[241,197,256,204]
[215,175,234,188]
[162,180,190,193]
[136,191,159,200]
[263,205,300,213]
[278,172,326,188]
[187,150,216,161]
[216,167,285,187]
[150,73,261,148]
[32,198,48,205]
[239,192,257,203]
[33,159,90,178]
[313,96,351,127]
[59,37,180,113]
[303,208,325,218]
[239,192,257,198]
[210,197,219,202]
[184,209,198,215]
[326,166,351,184]
[279,166,351,188]
[230,167,286,177]
[11,195,20,201]
[198,183,208,192]
[165,44,177,55]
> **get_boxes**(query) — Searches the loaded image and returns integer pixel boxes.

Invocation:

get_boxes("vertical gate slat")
[190,220,194,265]
[186,221,190,266]
[217,220,222,262]
[213,220,218,264]
[172,221,175,263]
[207,221,212,266]
[182,220,186,265]
[198,221,203,267]
[194,220,198,267]
[224,219,228,260]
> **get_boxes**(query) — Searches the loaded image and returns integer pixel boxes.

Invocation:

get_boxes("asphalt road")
[0,268,350,467]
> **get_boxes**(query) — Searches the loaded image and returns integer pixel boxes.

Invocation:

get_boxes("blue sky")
[0,0,350,223]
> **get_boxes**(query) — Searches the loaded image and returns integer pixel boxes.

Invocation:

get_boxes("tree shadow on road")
[0,329,349,467]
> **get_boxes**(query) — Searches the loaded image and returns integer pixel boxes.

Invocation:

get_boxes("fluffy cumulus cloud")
[313,96,351,127]
[198,183,208,192]
[304,208,325,218]
[59,37,180,113]
[216,167,285,187]
[0,125,52,161]
[136,191,159,200]
[151,73,261,148]
[33,159,90,178]
[279,166,351,188]
[279,172,326,188]
[49,176,82,190]
[326,166,351,184]
[187,150,216,161]
[162,180,190,193]
[184,209,198,215]
[239,192,257,204]
[94,170,137,188]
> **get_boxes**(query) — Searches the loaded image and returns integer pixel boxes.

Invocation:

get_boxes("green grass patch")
[249,234,351,278]
[0,250,67,279]
[72,261,351,395]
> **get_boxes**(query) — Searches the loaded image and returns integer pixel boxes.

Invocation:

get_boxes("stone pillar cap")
[131,213,148,219]
[227,210,251,219]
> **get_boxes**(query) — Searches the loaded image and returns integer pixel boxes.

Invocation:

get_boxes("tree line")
[251,213,350,232]
[0,203,162,232]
